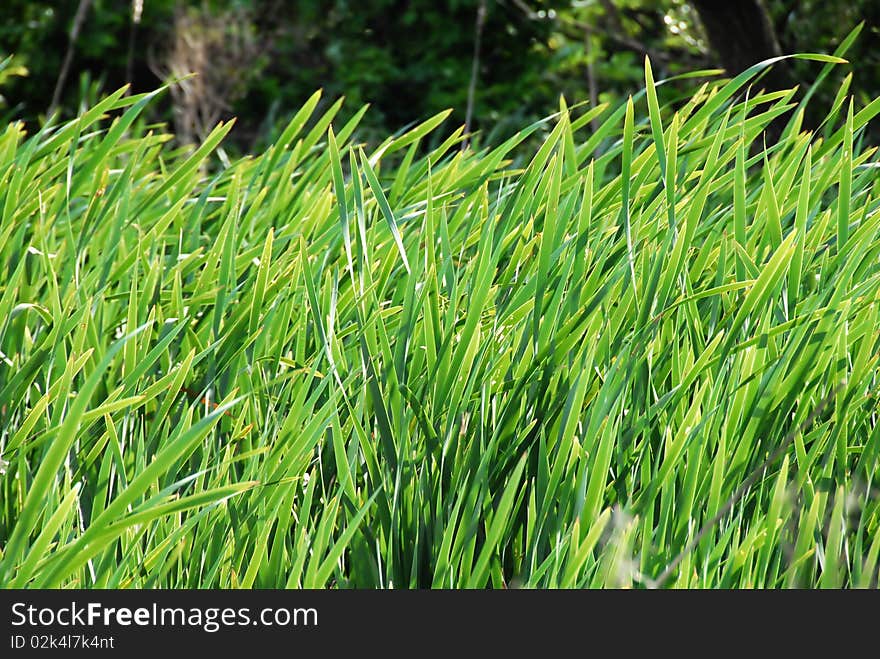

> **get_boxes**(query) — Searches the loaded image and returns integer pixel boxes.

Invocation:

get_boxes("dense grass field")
[0,53,879,588]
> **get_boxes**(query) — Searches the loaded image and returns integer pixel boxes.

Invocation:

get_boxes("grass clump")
[1,54,879,589]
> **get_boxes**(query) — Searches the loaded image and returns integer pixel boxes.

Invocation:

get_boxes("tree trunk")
[692,0,796,138]
[691,0,793,90]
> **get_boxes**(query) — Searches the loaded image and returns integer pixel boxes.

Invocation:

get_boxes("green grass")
[1,53,879,589]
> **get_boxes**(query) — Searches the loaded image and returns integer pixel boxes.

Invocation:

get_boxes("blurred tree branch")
[464,0,488,148]
[49,0,92,117]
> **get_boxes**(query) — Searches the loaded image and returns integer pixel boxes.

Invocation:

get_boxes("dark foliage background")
[1,1,877,149]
